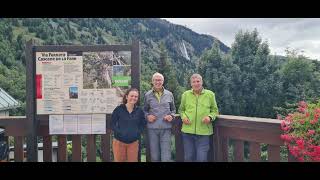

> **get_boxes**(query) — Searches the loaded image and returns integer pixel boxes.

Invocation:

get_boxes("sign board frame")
[26,40,140,161]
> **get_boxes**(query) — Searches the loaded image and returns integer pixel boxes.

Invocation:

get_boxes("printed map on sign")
[36,51,131,115]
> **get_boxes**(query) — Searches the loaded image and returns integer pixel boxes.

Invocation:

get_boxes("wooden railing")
[212,115,296,162]
[0,115,295,162]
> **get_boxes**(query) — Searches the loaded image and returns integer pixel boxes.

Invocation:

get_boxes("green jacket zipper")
[195,95,198,134]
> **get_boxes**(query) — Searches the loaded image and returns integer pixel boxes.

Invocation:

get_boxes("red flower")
[297,157,304,162]
[298,107,306,113]
[296,139,305,149]
[308,130,315,136]
[310,119,317,125]
[299,101,307,108]
[280,134,293,142]
[299,119,305,124]
[289,146,299,157]
[283,126,290,131]
[314,146,320,153]
[281,101,320,161]
[314,108,320,114]
[305,112,310,117]
[280,120,288,130]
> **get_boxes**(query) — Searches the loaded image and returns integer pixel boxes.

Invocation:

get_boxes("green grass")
[140,154,146,162]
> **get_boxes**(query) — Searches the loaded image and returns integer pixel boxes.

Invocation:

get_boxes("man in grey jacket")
[143,72,176,162]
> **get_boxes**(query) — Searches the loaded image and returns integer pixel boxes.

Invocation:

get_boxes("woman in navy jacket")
[111,88,146,162]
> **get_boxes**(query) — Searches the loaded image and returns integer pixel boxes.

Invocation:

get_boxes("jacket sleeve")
[111,107,120,133]
[208,93,219,121]
[169,92,176,118]
[143,93,150,119]
[179,92,187,120]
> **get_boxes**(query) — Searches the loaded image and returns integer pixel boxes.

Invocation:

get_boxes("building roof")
[0,87,20,111]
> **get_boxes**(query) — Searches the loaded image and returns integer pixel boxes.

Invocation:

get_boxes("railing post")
[208,135,214,162]
[101,133,111,162]
[102,116,111,162]
[214,124,223,161]
[43,135,52,162]
[214,124,229,162]
[14,136,24,162]
[213,125,219,162]
[173,117,184,162]
[268,145,280,162]
[234,140,244,162]
[57,135,67,162]
[87,135,96,162]
[144,129,151,162]
[249,142,261,162]
[72,135,82,162]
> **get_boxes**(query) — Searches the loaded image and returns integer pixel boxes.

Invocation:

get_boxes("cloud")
[163,18,320,60]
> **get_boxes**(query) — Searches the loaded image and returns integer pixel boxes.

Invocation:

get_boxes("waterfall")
[181,41,190,60]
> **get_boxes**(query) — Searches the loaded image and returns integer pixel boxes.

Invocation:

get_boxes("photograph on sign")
[69,86,78,99]
[112,65,131,87]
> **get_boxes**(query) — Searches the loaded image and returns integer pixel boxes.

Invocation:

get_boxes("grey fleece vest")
[143,89,176,129]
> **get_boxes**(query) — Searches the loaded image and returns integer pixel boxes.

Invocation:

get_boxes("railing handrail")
[0,116,26,119]
[0,117,27,134]
[216,115,281,133]
[0,115,282,135]
[218,115,280,123]
[0,116,27,125]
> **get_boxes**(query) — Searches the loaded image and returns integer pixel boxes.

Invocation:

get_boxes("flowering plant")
[279,101,320,162]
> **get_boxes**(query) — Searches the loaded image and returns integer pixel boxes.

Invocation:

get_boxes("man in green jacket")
[179,73,219,162]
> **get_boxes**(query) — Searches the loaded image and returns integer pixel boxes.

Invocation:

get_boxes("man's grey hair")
[152,72,164,81]
[190,73,203,82]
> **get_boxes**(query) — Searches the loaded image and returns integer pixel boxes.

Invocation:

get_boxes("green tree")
[280,48,317,104]
[229,29,283,117]
[198,40,241,115]
[158,42,184,109]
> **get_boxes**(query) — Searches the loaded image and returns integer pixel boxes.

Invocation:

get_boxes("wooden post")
[144,129,151,162]
[87,135,96,162]
[72,135,82,162]
[131,39,141,161]
[102,115,112,162]
[249,142,261,162]
[131,39,140,91]
[26,39,38,162]
[57,135,67,162]
[14,136,24,162]
[234,140,244,162]
[174,117,184,162]
[43,135,52,162]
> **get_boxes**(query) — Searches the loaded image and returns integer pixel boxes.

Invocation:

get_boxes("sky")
[163,18,320,60]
